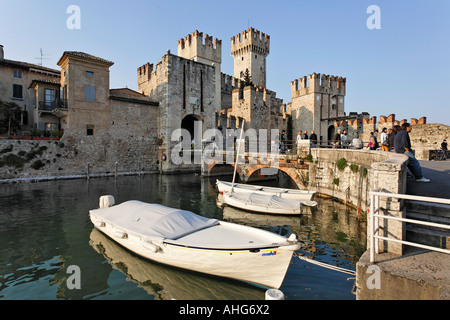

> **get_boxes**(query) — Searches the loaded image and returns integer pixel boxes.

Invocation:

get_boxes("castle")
[136,28,347,172]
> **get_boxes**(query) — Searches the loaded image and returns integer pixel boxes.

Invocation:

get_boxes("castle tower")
[231,28,270,88]
[289,73,346,143]
[178,30,222,111]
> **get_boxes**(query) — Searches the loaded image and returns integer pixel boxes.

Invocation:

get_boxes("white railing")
[369,191,450,263]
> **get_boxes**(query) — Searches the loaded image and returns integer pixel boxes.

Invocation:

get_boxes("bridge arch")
[207,161,307,189]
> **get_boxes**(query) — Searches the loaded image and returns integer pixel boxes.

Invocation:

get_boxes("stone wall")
[0,134,159,181]
[0,95,160,181]
[408,123,449,160]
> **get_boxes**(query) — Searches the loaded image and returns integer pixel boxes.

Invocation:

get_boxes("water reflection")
[89,229,264,300]
[0,174,366,300]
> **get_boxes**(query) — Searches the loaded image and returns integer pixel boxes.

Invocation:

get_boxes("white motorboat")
[216,179,316,201]
[90,196,300,289]
[222,192,303,215]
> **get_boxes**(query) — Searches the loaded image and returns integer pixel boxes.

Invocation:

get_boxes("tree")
[0,99,21,135]
[242,68,253,87]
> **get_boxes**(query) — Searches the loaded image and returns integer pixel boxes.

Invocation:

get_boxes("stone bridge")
[202,150,310,187]
[202,147,409,218]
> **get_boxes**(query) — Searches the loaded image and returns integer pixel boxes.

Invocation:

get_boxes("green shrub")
[362,167,368,178]
[333,178,340,186]
[336,158,348,171]
[350,163,359,173]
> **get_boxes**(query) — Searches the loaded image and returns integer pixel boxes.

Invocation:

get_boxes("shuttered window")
[85,85,96,102]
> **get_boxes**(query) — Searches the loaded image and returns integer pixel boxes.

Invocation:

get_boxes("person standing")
[442,139,448,160]
[441,139,448,151]
[302,130,308,139]
[394,123,430,182]
[309,130,318,147]
[380,127,389,151]
[388,125,401,151]
[341,130,349,148]
[333,130,341,148]
[280,130,287,153]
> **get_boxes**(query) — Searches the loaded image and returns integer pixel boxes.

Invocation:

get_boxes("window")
[13,70,22,78]
[85,85,96,101]
[12,84,23,99]
[45,123,58,131]
[44,89,56,106]
[86,125,94,136]
[86,71,94,77]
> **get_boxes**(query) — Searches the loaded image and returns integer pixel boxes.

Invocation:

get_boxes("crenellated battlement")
[177,30,222,64]
[221,73,242,92]
[137,62,154,86]
[230,27,270,58]
[290,73,346,98]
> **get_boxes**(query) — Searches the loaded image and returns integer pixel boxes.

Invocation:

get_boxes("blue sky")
[1,0,449,125]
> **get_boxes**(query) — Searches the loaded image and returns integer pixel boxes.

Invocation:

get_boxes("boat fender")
[265,289,285,300]
[142,241,160,253]
[95,221,106,228]
[113,231,128,239]
[288,233,297,242]
[99,195,115,208]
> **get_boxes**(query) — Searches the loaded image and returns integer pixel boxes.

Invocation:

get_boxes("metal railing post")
[374,193,379,254]
[368,190,450,262]
[370,193,375,263]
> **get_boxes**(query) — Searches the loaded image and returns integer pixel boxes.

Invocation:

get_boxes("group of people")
[296,129,318,146]
[331,129,351,148]
[368,124,431,183]
[288,124,442,183]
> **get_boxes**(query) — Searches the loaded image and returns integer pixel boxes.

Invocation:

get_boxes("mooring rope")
[295,253,356,276]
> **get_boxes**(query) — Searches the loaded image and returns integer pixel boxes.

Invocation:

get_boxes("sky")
[1,0,449,125]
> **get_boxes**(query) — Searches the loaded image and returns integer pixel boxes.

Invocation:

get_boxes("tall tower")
[177,30,222,111]
[231,28,270,88]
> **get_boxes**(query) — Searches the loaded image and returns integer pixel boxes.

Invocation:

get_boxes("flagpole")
[231,120,245,193]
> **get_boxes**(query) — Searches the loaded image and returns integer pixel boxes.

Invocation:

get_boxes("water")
[0,174,366,300]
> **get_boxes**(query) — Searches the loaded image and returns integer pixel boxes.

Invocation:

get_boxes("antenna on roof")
[35,48,49,66]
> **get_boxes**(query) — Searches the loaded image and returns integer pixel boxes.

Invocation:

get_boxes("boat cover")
[90,200,219,242]
[228,192,301,210]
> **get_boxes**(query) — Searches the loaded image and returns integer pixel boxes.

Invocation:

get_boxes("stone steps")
[405,200,450,250]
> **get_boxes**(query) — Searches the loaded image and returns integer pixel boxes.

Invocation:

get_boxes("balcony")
[38,99,68,112]
[38,99,68,118]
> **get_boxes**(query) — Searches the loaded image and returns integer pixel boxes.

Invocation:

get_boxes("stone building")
[289,73,347,143]
[0,44,61,133]
[137,47,219,172]
[54,51,160,174]
[136,28,288,173]
[223,28,288,144]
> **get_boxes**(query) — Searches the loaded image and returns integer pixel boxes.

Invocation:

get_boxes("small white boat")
[90,196,300,289]
[216,179,316,201]
[223,192,304,215]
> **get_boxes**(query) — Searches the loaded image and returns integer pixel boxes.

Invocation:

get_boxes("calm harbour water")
[0,174,366,300]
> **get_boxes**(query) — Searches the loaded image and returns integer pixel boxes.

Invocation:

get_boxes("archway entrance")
[181,114,203,163]
[328,125,336,143]
[181,114,202,140]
